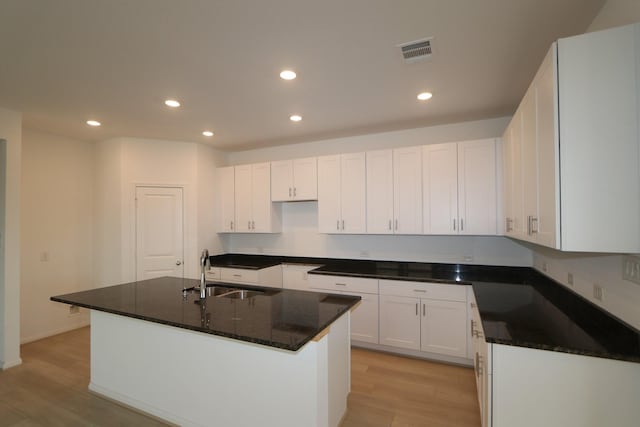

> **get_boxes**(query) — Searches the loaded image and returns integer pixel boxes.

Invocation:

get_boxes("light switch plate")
[622,255,640,285]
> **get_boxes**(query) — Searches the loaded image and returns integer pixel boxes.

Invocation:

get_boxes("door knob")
[176,260,182,266]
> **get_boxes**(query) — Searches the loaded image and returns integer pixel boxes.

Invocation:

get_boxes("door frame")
[128,183,191,283]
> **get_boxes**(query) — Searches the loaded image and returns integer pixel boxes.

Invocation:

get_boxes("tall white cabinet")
[317,153,366,234]
[365,147,422,234]
[423,140,498,235]
[503,23,640,252]
[217,166,236,232]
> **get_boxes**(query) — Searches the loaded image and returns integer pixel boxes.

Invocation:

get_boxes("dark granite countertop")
[206,253,640,363]
[51,277,360,352]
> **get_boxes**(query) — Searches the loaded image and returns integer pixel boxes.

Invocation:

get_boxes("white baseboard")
[352,341,473,367]
[0,357,23,370]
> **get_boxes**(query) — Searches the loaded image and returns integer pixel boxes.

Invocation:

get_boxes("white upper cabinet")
[504,23,640,252]
[423,140,498,235]
[217,166,235,232]
[366,147,422,234]
[366,150,394,234]
[221,162,281,233]
[393,146,423,234]
[457,140,498,235]
[317,153,366,233]
[423,143,458,234]
[271,157,318,202]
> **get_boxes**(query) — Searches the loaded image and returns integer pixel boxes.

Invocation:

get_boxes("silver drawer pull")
[233,274,242,278]
[413,289,426,293]
[335,283,347,286]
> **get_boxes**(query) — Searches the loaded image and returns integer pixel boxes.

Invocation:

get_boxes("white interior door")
[136,186,184,281]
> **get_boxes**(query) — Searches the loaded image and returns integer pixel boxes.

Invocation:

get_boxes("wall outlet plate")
[622,255,640,285]
[593,284,604,302]
[69,305,80,315]
[567,273,574,286]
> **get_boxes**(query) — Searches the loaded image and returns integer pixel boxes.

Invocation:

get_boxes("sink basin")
[217,289,263,300]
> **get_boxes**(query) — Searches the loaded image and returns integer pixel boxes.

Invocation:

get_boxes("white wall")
[224,117,532,266]
[20,130,93,343]
[94,137,225,285]
[0,107,22,369]
[527,1,640,331]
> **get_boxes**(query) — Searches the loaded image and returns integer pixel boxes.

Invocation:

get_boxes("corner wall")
[20,129,93,343]
[0,107,22,369]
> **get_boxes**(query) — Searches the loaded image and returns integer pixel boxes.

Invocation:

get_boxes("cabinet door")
[420,299,467,358]
[317,155,342,233]
[535,47,560,249]
[292,157,318,200]
[393,146,423,234]
[423,143,458,234]
[521,88,538,242]
[250,163,272,232]
[343,292,379,344]
[218,166,235,232]
[366,150,394,234]
[340,152,367,233]
[234,165,252,232]
[271,160,293,202]
[510,110,525,238]
[457,140,497,235]
[502,125,514,235]
[379,295,420,350]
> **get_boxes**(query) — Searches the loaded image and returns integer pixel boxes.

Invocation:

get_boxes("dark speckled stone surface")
[51,276,360,352]
[207,254,640,363]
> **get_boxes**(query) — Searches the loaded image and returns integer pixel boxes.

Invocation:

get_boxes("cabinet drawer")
[220,267,259,284]
[205,267,221,281]
[308,274,378,294]
[379,279,466,302]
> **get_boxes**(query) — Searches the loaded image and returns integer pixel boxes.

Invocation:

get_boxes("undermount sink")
[217,289,263,299]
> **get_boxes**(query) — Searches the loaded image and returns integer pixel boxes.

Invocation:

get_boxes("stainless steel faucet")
[199,249,209,299]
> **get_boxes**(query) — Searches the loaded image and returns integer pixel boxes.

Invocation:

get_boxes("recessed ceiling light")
[280,70,297,80]
[164,99,181,108]
[202,130,214,137]
[290,115,302,122]
[86,120,101,127]
[417,92,433,101]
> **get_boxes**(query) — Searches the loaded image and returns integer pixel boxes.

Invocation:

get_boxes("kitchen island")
[52,277,360,427]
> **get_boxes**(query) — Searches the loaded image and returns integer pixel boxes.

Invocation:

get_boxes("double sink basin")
[187,284,264,300]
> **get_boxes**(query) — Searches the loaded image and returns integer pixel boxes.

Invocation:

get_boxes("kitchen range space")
[3,2,640,427]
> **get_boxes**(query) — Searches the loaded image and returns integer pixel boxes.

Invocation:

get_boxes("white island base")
[88,310,351,427]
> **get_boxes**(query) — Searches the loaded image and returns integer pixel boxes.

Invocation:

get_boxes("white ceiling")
[0,0,605,150]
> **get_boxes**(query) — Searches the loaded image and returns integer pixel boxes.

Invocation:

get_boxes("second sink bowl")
[218,289,263,300]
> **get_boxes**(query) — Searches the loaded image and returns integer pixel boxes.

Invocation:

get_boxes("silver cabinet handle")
[388,220,392,230]
[341,219,345,230]
[233,274,242,278]
[337,220,340,231]
[453,218,456,231]
[413,289,426,293]
[230,221,234,230]
[289,187,292,197]
[415,303,418,316]
[248,221,251,230]
[477,354,483,376]
[475,353,480,377]
[394,219,398,230]
[422,303,425,316]
[293,187,296,197]
[335,283,347,286]
[527,215,532,235]
[252,221,255,230]
[176,260,182,266]
[531,216,538,234]
[470,319,474,337]
[461,219,464,231]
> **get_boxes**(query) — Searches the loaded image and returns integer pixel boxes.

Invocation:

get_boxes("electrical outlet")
[542,262,548,272]
[622,255,640,285]
[567,273,574,286]
[40,251,49,262]
[593,284,604,302]
[69,305,80,315]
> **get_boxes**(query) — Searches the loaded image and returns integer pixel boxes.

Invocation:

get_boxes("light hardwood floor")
[0,327,480,427]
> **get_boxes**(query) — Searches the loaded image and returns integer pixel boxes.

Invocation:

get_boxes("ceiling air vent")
[398,37,433,64]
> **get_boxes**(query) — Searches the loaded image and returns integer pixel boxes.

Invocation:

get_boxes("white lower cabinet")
[216,265,283,288]
[281,264,321,291]
[379,280,468,358]
[308,274,379,344]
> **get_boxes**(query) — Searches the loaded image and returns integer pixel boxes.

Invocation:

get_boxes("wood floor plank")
[0,328,481,427]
